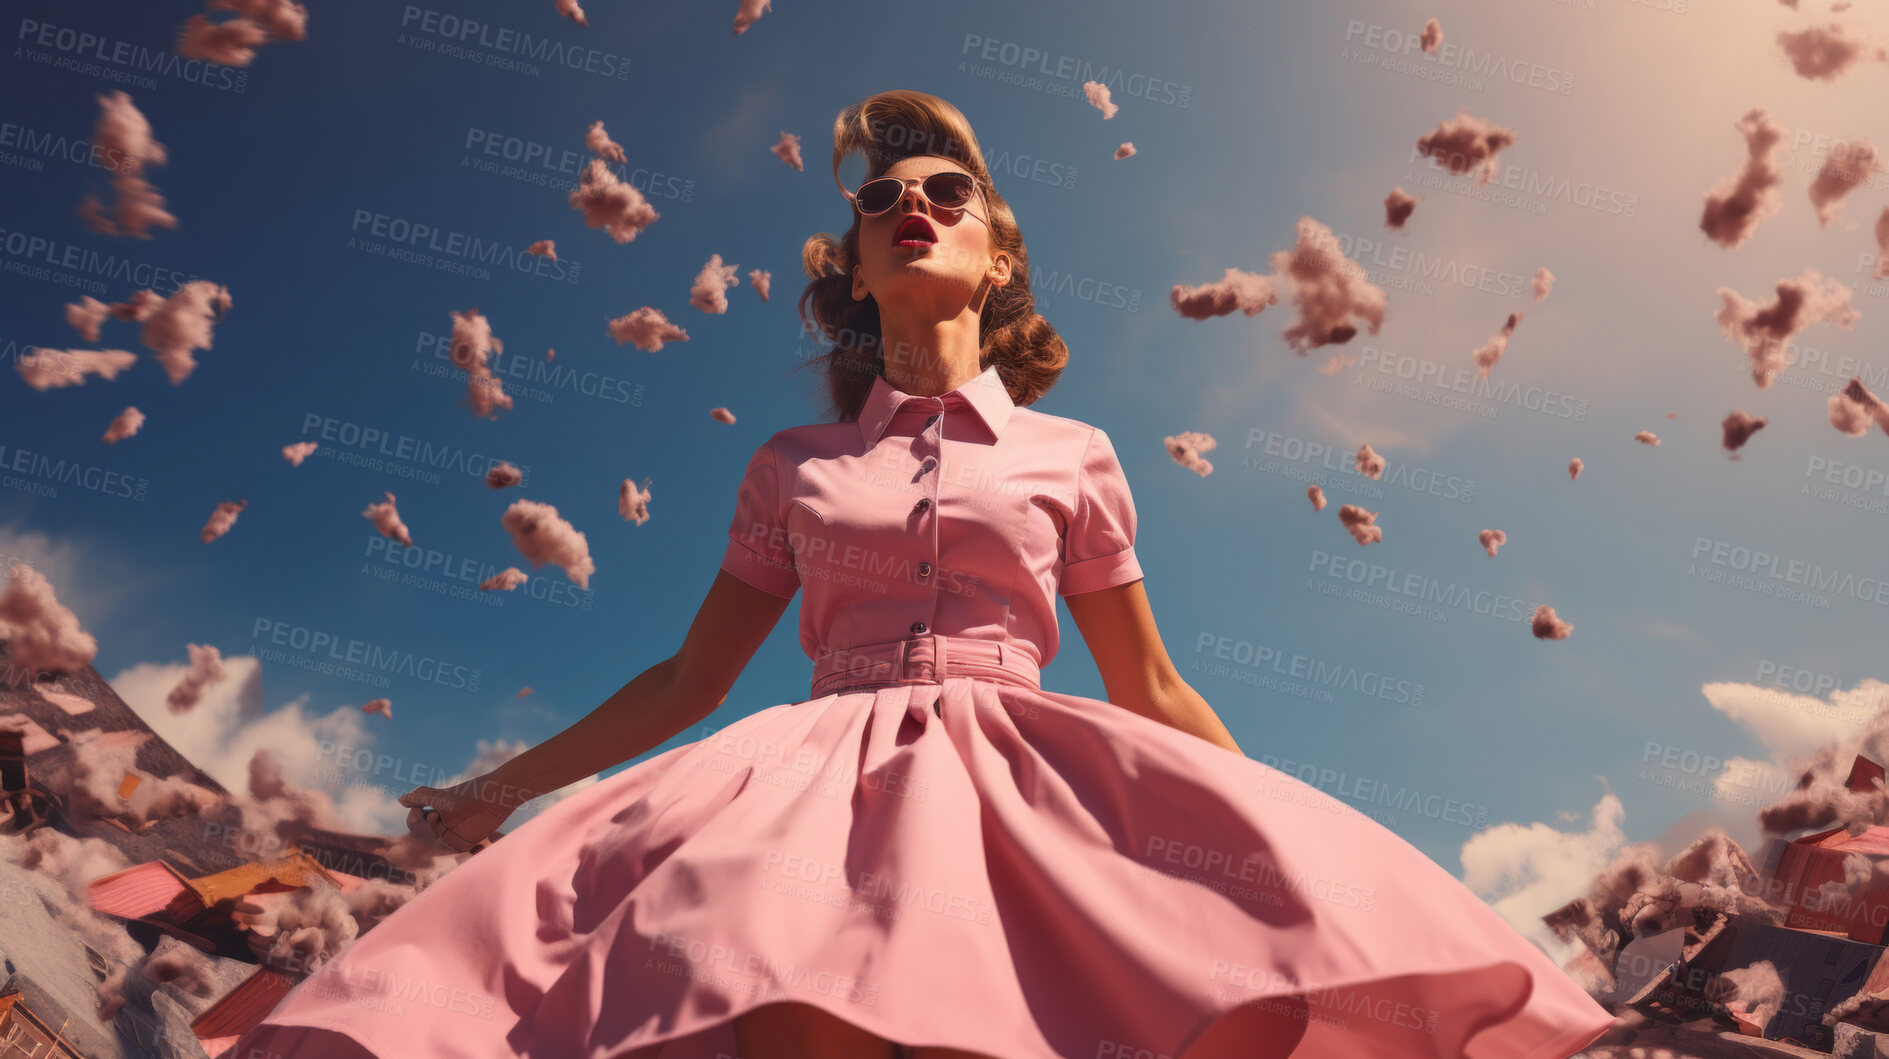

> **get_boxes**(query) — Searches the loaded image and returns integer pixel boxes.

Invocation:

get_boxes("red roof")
[190,967,296,1057]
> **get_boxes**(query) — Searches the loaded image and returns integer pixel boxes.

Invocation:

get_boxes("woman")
[226,90,1614,1059]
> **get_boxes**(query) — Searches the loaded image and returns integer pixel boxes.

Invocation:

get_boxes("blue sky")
[5,0,1889,941]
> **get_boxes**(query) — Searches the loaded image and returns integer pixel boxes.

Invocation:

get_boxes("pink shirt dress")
[224,364,1614,1059]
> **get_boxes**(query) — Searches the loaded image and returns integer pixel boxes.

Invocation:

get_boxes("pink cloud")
[525,239,557,262]
[1472,311,1523,379]
[166,643,228,714]
[1308,485,1327,511]
[1164,431,1217,476]
[450,308,512,419]
[1421,18,1443,54]
[690,254,742,314]
[481,568,529,591]
[176,0,308,66]
[361,698,393,719]
[281,440,316,466]
[1876,207,1889,279]
[1415,111,1518,185]
[1338,505,1382,546]
[1777,23,1887,81]
[620,478,653,525]
[585,120,627,164]
[1082,81,1119,119]
[175,14,271,65]
[1268,216,1389,352]
[1532,267,1555,302]
[770,131,803,171]
[67,728,221,830]
[1721,410,1768,453]
[732,0,771,34]
[1568,457,1583,480]
[1711,961,1787,1032]
[608,306,690,352]
[76,91,178,240]
[1809,140,1883,227]
[750,268,771,302]
[103,406,145,444]
[501,499,595,590]
[1479,529,1506,558]
[568,159,661,243]
[1170,267,1277,320]
[1355,443,1386,480]
[1542,832,1778,995]
[0,565,99,681]
[200,499,247,543]
[1115,142,1137,160]
[1715,268,1859,388]
[142,280,234,384]
[1633,430,1661,445]
[363,490,413,548]
[485,462,523,489]
[114,289,165,321]
[710,407,737,424]
[66,296,111,342]
[1318,354,1354,375]
[1700,108,1788,250]
[556,0,587,27]
[16,349,137,390]
[1383,187,1418,229]
[1531,604,1573,640]
[1828,376,1889,437]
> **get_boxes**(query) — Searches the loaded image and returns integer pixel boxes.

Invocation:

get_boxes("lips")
[893,214,938,246]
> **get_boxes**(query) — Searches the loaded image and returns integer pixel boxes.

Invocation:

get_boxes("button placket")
[910,400,943,644]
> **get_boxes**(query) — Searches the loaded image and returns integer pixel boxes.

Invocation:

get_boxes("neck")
[879,310,984,397]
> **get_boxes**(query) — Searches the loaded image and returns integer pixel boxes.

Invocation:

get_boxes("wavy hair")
[793,90,1068,422]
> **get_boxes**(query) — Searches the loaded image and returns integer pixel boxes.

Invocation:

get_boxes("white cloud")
[0,519,148,626]
[106,655,594,838]
[107,653,401,834]
[1458,790,1628,960]
[1701,679,1879,757]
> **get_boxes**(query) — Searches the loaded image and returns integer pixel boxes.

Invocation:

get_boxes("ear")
[989,253,1012,288]
[851,266,867,302]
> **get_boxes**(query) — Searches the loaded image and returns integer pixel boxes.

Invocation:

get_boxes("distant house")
[1620,754,1889,1051]
[0,978,85,1058]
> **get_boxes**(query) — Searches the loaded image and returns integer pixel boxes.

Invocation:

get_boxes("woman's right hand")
[396,774,520,854]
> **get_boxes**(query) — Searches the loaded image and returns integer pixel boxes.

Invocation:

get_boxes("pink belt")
[810,634,1041,697]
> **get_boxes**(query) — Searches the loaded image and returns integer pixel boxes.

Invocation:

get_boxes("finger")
[406,807,441,839]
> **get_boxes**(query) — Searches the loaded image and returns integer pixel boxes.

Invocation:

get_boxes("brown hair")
[793,90,1068,422]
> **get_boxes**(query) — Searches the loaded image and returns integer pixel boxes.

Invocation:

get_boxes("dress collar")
[856,363,1016,447]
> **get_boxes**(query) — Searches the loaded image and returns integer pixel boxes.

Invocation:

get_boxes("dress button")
[915,497,931,512]
[917,562,932,577]
[910,621,928,635]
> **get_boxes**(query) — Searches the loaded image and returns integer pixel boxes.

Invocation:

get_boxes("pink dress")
[226,365,1613,1058]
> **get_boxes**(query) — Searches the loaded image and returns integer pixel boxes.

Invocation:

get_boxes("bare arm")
[1065,579,1243,756]
[481,570,793,808]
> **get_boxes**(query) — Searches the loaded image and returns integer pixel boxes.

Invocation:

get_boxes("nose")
[898,181,931,217]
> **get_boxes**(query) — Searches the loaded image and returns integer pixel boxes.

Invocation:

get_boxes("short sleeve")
[1059,427,1144,596]
[720,440,800,599]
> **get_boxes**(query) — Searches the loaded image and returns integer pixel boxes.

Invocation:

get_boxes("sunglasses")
[849,171,983,219]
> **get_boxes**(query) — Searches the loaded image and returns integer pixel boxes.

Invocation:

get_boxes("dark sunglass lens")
[926,174,973,207]
[856,179,901,214]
